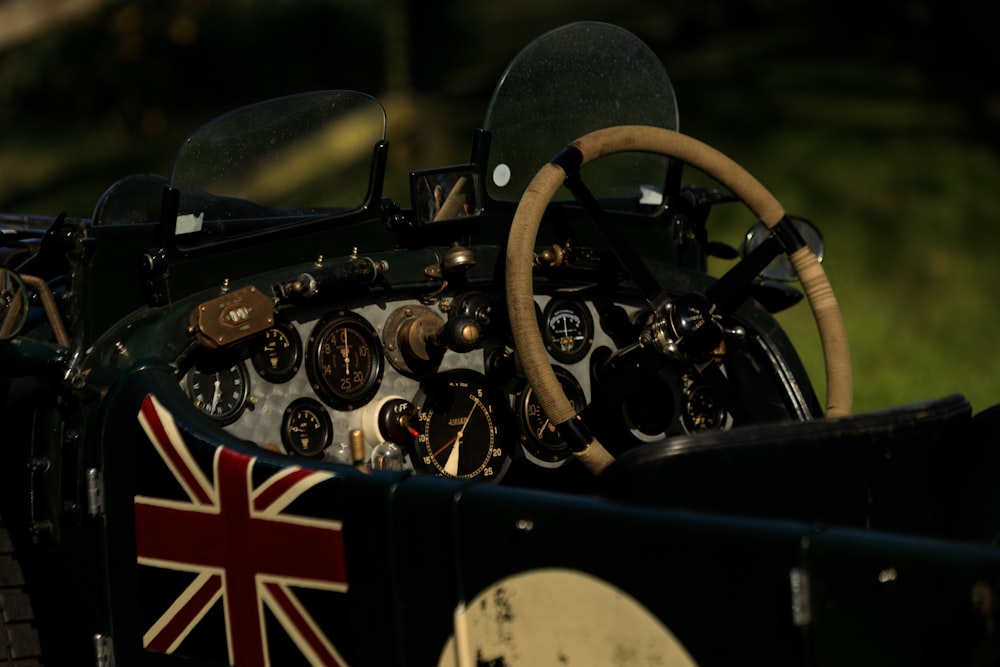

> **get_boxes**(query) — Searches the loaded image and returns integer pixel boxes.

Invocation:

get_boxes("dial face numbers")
[414,370,513,480]
[251,320,302,383]
[281,397,333,458]
[542,299,594,364]
[516,366,587,463]
[307,310,384,410]
[186,358,251,425]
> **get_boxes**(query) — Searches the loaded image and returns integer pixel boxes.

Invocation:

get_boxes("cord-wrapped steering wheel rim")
[506,125,852,475]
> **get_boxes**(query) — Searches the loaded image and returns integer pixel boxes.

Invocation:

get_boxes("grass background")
[2,0,999,414]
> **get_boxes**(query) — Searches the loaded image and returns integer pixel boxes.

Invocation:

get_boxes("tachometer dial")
[542,298,594,364]
[281,398,333,458]
[516,365,587,464]
[307,310,384,410]
[251,320,302,383]
[414,370,513,480]
[186,358,250,425]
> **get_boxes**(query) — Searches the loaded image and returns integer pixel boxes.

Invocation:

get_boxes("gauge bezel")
[541,298,594,364]
[306,310,385,410]
[185,357,251,426]
[281,397,333,458]
[251,319,303,384]
[515,365,586,464]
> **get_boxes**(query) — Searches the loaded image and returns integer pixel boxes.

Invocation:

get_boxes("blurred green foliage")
[2,0,1000,413]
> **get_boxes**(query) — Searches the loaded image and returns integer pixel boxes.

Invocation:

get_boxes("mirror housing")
[741,216,824,282]
[410,165,482,227]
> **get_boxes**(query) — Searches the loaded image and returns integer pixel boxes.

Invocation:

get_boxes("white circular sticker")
[438,568,698,666]
[493,163,512,187]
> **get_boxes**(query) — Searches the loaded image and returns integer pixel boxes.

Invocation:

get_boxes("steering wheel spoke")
[561,167,669,309]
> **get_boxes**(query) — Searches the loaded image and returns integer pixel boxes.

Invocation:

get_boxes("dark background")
[1,0,999,412]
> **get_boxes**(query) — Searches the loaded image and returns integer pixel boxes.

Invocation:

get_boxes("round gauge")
[281,398,333,458]
[414,370,513,480]
[683,384,726,432]
[515,366,587,464]
[307,310,384,410]
[185,358,251,425]
[542,298,594,364]
[251,320,302,383]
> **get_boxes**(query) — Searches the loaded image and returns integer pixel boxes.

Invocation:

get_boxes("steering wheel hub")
[647,293,724,361]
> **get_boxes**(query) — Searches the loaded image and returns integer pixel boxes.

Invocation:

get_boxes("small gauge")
[281,398,333,458]
[251,320,302,383]
[307,310,385,410]
[413,370,513,480]
[515,366,587,464]
[185,358,251,425]
[683,384,726,432]
[542,298,594,364]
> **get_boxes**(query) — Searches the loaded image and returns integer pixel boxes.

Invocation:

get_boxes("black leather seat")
[599,395,976,539]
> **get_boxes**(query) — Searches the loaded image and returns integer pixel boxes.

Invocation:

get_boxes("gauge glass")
[516,366,586,463]
[307,310,384,410]
[281,397,333,457]
[683,384,726,432]
[251,320,302,383]
[185,358,251,425]
[542,298,594,364]
[414,370,513,480]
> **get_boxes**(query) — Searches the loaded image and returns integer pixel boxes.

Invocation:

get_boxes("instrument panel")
[180,289,746,482]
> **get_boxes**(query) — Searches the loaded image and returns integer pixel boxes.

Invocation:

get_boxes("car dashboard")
[142,235,821,491]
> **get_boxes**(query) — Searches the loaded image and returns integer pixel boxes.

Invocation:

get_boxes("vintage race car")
[2,21,998,667]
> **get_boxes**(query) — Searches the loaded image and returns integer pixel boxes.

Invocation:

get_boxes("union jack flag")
[135,393,349,666]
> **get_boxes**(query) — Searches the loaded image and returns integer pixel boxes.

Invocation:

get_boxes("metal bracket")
[93,633,115,667]
[187,284,275,349]
[86,468,104,518]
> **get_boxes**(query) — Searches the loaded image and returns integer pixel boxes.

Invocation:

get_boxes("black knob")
[667,292,724,359]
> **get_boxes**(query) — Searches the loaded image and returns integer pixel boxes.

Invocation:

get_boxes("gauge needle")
[432,434,458,458]
[210,374,222,413]
[442,432,462,476]
[442,397,479,476]
[339,329,351,375]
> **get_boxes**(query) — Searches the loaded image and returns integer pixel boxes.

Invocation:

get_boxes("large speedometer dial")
[413,370,513,480]
[306,310,384,410]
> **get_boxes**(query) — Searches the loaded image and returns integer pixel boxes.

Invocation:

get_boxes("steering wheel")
[505,125,852,475]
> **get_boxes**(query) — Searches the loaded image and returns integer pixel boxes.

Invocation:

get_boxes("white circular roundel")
[492,163,512,188]
[437,568,698,666]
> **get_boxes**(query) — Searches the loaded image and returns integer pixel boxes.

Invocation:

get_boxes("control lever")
[383,292,492,375]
